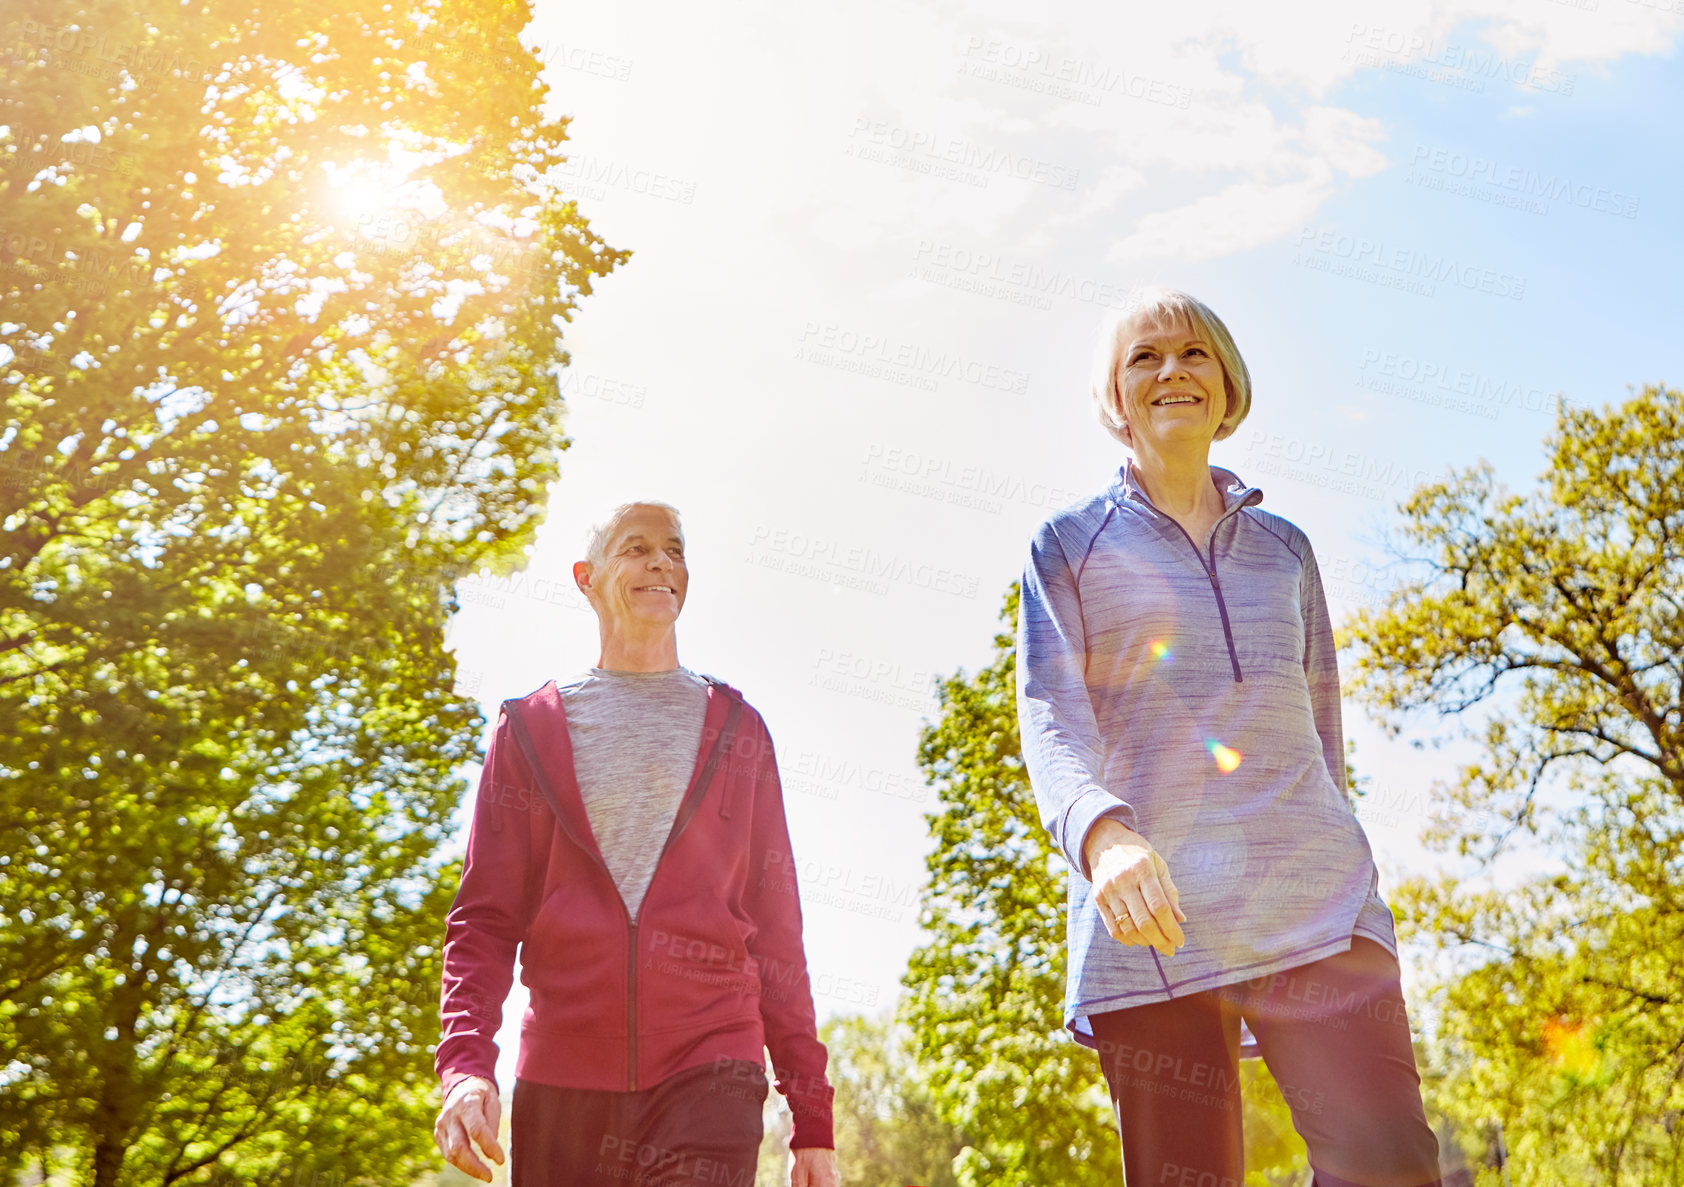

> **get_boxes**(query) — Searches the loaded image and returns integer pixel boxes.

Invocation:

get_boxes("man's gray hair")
[584,501,684,567]
[1090,287,1253,446]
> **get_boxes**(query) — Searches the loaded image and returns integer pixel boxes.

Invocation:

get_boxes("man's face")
[579,506,688,630]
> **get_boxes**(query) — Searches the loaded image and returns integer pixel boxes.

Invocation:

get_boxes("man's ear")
[1117,419,1133,448]
[573,560,592,595]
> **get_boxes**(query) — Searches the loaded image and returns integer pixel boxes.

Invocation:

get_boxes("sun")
[321,160,397,229]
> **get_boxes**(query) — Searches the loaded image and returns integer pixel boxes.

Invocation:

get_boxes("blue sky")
[434,0,1684,1095]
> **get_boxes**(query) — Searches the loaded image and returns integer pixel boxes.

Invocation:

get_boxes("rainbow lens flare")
[1149,640,1171,661]
[1542,1016,1598,1075]
[1206,739,1243,773]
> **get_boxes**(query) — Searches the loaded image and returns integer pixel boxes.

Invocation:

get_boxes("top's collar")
[1107,455,1263,517]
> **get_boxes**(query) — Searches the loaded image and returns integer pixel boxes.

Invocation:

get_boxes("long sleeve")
[739,715,835,1149]
[1298,539,1349,799]
[435,705,535,1100]
[1017,519,1137,881]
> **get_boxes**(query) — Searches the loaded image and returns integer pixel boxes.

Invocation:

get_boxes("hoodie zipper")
[503,702,642,1087]
[625,920,638,1089]
[1162,516,1244,683]
[502,690,743,1092]
[622,696,743,1088]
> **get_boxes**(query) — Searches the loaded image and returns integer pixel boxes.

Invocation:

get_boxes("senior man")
[433,501,840,1187]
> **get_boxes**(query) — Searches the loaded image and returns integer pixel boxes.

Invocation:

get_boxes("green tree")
[0,0,624,1182]
[751,1011,965,1187]
[1342,384,1684,1184]
[816,1009,964,1187]
[904,587,1315,1187]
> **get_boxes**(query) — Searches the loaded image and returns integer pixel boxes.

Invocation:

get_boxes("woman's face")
[1113,312,1229,454]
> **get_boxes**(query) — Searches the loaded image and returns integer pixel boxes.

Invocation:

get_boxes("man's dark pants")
[1090,938,1443,1187]
[510,1058,767,1187]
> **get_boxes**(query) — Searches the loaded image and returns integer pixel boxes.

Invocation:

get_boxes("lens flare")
[1542,1016,1598,1075]
[1206,740,1242,773]
[1149,640,1171,661]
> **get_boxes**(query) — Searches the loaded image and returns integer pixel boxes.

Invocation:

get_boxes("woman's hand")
[1083,819,1187,956]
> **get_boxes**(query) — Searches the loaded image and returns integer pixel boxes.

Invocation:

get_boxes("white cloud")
[1300,106,1390,179]
[1106,170,1335,264]
[538,0,1672,275]
[1201,0,1682,96]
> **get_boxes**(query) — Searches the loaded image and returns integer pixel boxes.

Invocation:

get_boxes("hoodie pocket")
[642,900,760,1023]
[523,880,626,1007]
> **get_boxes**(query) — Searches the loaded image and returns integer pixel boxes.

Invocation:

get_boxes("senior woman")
[1016,288,1442,1187]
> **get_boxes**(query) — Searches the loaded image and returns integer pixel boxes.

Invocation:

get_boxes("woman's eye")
[1187,347,1207,356]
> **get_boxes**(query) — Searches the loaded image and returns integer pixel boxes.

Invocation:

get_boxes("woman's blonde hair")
[1090,287,1252,445]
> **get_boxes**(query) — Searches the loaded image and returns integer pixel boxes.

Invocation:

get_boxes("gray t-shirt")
[558,666,709,921]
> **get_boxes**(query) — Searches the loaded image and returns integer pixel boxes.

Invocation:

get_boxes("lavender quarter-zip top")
[1016,457,1396,1047]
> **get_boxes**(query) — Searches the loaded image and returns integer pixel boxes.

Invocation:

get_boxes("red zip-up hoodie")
[435,675,835,1148]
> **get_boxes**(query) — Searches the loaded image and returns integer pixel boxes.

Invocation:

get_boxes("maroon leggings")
[1089,939,1442,1187]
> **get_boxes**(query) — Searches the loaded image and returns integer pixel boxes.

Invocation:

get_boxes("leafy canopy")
[0,1,623,1182]
[1343,385,1684,1184]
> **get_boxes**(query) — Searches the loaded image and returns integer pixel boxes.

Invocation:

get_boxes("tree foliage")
[811,1010,964,1187]
[904,587,1315,1186]
[0,0,623,1182]
[1343,385,1684,1184]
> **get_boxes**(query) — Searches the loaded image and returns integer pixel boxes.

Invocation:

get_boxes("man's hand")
[1083,818,1187,956]
[433,1076,504,1183]
[791,1146,840,1187]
